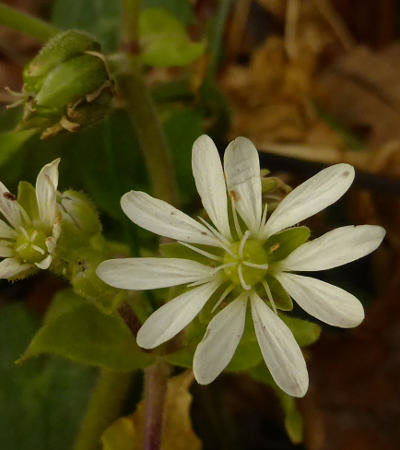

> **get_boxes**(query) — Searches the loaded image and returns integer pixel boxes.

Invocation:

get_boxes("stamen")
[212,262,236,275]
[230,197,243,239]
[243,261,269,270]
[263,280,278,314]
[239,230,251,258]
[20,228,29,239]
[31,245,45,255]
[30,230,38,241]
[211,284,235,313]
[15,243,28,252]
[238,264,251,290]
[197,216,234,256]
[260,202,268,228]
[178,241,221,262]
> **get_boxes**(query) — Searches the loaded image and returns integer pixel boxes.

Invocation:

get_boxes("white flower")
[97,136,385,397]
[0,159,61,279]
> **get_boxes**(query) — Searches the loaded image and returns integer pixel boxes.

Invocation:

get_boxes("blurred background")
[1,0,400,449]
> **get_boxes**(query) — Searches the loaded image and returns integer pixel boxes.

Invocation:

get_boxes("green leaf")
[279,314,321,347]
[280,395,303,444]
[139,9,205,67]
[226,339,262,372]
[0,129,36,168]
[20,290,155,371]
[51,0,122,52]
[142,0,194,25]
[266,226,310,262]
[0,303,96,450]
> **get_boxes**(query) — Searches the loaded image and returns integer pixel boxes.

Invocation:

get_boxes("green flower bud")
[23,30,101,93]
[16,30,114,139]
[70,249,122,311]
[58,190,101,237]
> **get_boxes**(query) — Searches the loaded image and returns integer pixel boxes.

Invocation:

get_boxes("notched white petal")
[250,292,309,397]
[121,191,219,247]
[193,294,248,385]
[224,137,262,234]
[36,159,60,227]
[264,164,355,238]
[96,257,214,290]
[0,257,31,279]
[35,254,52,270]
[192,135,231,239]
[276,272,365,328]
[0,182,24,228]
[281,225,386,271]
[136,279,221,349]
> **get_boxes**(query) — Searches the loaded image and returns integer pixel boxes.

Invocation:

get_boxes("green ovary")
[223,239,269,287]
[14,228,48,263]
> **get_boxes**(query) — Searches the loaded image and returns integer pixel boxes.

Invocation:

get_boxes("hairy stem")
[73,370,132,450]
[118,60,177,205]
[143,360,170,450]
[0,4,58,41]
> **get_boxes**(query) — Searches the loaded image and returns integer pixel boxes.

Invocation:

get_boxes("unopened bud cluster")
[15,30,114,139]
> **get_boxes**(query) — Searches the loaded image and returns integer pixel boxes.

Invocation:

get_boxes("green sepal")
[18,289,154,371]
[160,242,222,265]
[17,181,39,221]
[265,226,310,263]
[139,8,205,67]
[69,248,122,311]
[59,189,102,237]
[265,275,293,311]
[279,314,321,347]
[35,54,108,108]
[24,30,100,93]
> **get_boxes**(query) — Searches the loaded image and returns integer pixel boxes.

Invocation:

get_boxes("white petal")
[250,292,308,397]
[34,254,52,270]
[0,219,17,238]
[192,135,231,238]
[193,294,247,384]
[263,164,354,238]
[224,137,262,234]
[0,182,23,228]
[137,279,221,349]
[0,258,31,279]
[281,225,386,271]
[97,257,214,290]
[0,242,14,257]
[36,159,60,227]
[276,272,364,328]
[121,191,219,247]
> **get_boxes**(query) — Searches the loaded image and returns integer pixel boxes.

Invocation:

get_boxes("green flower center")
[14,227,48,263]
[223,237,269,288]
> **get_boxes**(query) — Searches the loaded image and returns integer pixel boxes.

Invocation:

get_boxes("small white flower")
[97,136,385,397]
[0,159,61,279]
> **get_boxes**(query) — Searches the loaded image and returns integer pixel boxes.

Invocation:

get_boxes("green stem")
[73,370,132,450]
[143,360,170,450]
[207,0,233,78]
[0,4,58,41]
[121,0,141,51]
[118,59,177,205]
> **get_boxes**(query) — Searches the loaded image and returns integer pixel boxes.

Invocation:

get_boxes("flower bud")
[16,30,114,139]
[70,249,121,311]
[58,190,101,237]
